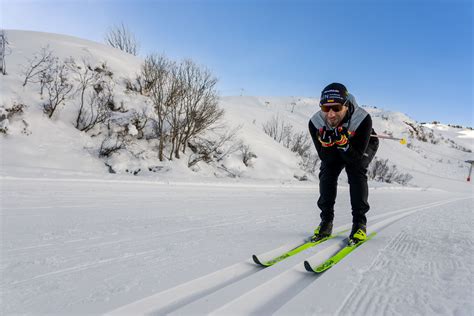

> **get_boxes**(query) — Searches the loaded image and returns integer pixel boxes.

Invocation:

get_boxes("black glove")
[318,126,335,147]
[333,126,350,151]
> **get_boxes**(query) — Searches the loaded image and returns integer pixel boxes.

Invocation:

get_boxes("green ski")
[253,230,348,267]
[304,232,376,273]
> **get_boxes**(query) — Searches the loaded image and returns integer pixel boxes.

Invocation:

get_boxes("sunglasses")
[320,103,345,113]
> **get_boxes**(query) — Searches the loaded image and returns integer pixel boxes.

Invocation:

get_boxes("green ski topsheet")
[305,232,376,273]
[253,230,348,267]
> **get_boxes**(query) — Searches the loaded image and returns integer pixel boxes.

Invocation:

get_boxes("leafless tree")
[136,55,223,161]
[42,59,74,118]
[22,46,55,87]
[0,30,11,75]
[104,23,140,56]
[166,63,186,160]
[173,59,223,159]
[142,54,181,161]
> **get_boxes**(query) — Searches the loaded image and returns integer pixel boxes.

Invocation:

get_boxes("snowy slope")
[1,30,474,316]
[1,30,143,177]
[1,30,472,187]
[219,95,474,188]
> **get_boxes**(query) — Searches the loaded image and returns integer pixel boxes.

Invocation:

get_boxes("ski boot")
[349,223,367,245]
[311,220,333,242]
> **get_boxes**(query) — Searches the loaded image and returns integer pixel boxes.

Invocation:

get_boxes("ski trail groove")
[205,240,349,316]
[226,197,470,316]
[106,197,470,315]
[335,196,473,316]
[105,262,258,316]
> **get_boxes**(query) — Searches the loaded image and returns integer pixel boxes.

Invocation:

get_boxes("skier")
[308,83,379,244]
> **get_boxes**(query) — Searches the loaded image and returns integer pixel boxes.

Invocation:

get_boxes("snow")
[2,178,472,315]
[1,30,474,315]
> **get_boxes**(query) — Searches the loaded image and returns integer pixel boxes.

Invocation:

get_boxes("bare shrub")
[0,107,8,134]
[22,46,55,87]
[0,103,28,134]
[262,115,319,174]
[68,59,114,132]
[404,121,440,144]
[368,157,413,185]
[42,59,74,118]
[187,127,240,167]
[99,134,126,158]
[240,144,257,167]
[300,152,319,174]
[99,122,131,158]
[104,23,140,56]
[263,114,293,144]
[445,138,472,153]
[290,131,312,157]
[130,108,149,139]
[5,103,26,119]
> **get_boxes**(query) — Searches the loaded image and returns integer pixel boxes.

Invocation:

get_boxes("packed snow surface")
[2,177,473,315]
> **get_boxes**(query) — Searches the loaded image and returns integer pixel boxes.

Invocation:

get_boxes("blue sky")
[1,0,472,126]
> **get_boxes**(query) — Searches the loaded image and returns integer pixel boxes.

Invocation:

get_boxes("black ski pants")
[317,148,377,226]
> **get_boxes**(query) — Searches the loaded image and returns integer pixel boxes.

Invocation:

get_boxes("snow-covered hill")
[1,30,473,189]
[1,30,473,316]
[0,30,474,186]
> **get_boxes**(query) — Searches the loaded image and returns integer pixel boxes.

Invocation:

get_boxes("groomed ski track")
[3,177,472,315]
[107,197,472,316]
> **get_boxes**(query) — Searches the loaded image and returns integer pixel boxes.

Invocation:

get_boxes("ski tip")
[304,260,315,273]
[252,255,264,266]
